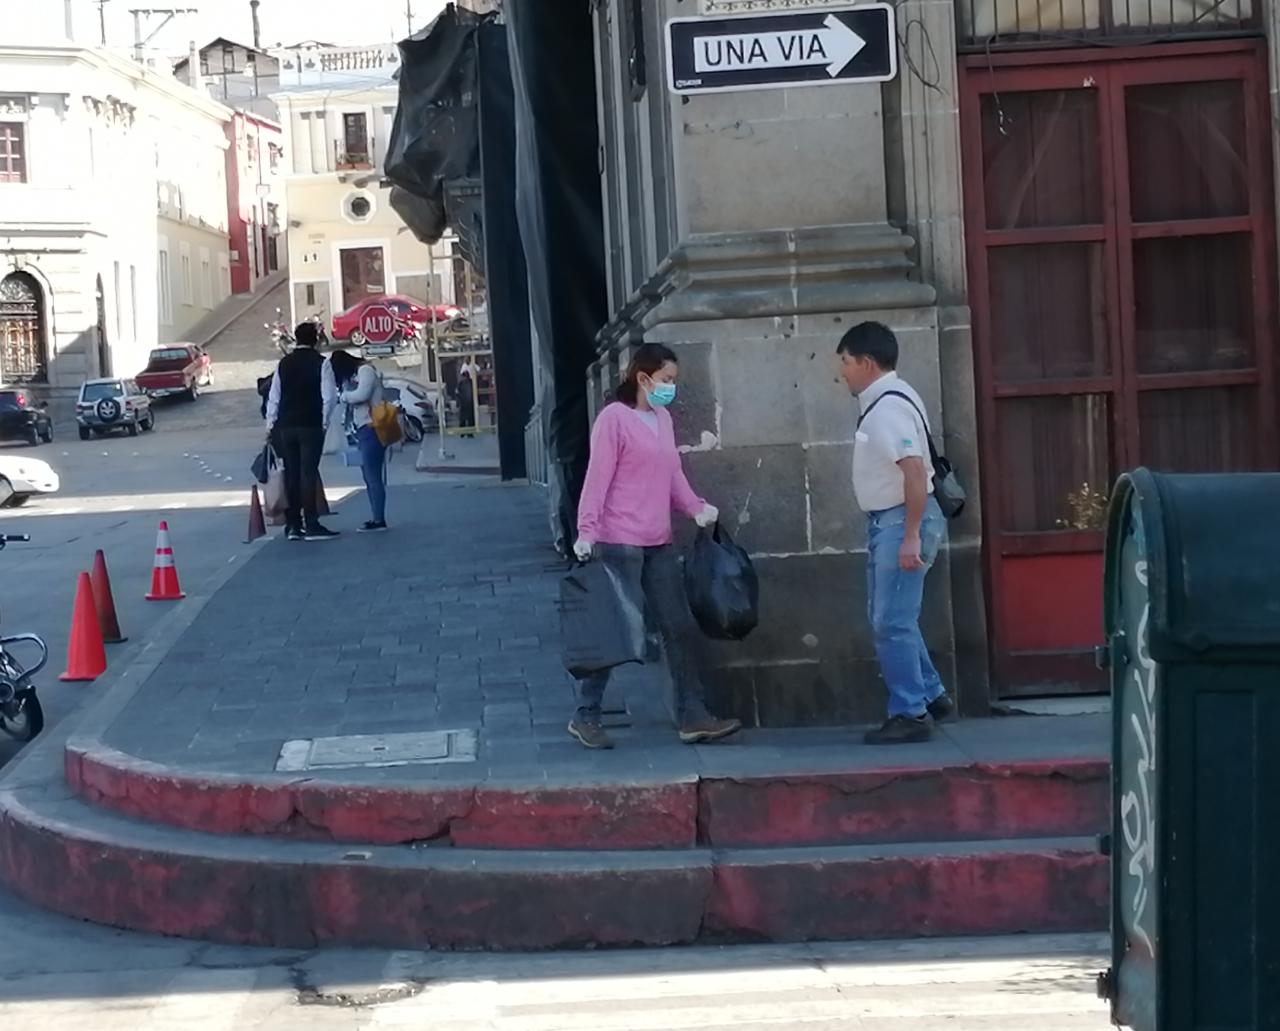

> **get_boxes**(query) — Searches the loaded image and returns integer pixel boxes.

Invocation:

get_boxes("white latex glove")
[694,504,719,529]
[573,539,594,562]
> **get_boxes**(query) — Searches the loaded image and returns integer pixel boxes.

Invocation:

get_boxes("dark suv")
[0,389,53,446]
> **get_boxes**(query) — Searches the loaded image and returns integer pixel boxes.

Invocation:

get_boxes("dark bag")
[559,561,646,679]
[257,374,273,420]
[683,523,759,641]
[858,390,967,519]
[251,444,276,485]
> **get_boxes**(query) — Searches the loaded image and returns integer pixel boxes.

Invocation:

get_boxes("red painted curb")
[698,759,1111,848]
[0,788,1107,950]
[705,846,1110,941]
[66,745,700,850]
[66,743,1109,851]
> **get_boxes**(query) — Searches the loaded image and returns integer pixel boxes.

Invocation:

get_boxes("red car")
[135,344,213,401]
[332,295,463,345]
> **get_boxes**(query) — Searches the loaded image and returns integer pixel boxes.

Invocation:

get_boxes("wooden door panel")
[960,41,1278,697]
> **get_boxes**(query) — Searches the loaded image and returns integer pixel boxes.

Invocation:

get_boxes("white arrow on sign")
[692,14,867,78]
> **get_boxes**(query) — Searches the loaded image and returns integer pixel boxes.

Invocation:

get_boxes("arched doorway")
[95,274,111,378]
[0,272,48,383]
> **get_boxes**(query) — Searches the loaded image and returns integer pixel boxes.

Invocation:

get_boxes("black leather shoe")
[926,693,956,721]
[864,715,932,745]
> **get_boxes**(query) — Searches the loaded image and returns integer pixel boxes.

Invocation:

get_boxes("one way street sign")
[666,6,897,95]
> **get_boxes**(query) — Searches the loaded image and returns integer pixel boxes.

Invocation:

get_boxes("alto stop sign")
[359,302,397,345]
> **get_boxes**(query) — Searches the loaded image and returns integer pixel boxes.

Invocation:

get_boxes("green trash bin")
[1099,468,1280,1031]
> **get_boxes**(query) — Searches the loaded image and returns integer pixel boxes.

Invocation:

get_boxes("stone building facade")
[586,0,1276,723]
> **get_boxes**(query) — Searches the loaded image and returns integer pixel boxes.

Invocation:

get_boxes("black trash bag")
[559,561,646,679]
[250,444,277,485]
[684,524,759,641]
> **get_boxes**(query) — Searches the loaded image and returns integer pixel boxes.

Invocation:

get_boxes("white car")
[0,455,59,507]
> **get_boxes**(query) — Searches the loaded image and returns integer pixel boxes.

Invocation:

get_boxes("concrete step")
[0,783,1107,950]
[65,741,1109,851]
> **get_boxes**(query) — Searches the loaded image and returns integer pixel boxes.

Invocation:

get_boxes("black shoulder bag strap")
[856,390,966,519]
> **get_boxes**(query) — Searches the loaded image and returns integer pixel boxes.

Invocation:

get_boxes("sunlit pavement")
[0,283,421,773]
[0,882,1109,1029]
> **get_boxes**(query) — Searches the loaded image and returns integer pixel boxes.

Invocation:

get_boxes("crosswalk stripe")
[142,968,258,1030]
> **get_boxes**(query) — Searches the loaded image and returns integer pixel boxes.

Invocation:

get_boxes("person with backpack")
[330,349,391,533]
[568,342,742,750]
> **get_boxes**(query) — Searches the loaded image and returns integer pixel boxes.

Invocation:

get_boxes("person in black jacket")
[264,322,338,541]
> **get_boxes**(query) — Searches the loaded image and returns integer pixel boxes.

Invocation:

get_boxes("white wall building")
[271,43,455,337]
[0,43,230,390]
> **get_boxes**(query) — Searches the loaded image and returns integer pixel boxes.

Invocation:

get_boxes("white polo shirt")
[851,371,934,513]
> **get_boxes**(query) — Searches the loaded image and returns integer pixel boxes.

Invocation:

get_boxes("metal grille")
[0,273,46,383]
[959,0,1256,47]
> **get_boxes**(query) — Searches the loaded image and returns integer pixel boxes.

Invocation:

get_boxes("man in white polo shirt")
[838,321,953,744]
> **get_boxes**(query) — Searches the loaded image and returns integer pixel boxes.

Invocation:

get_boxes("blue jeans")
[866,499,946,718]
[357,425,387,523]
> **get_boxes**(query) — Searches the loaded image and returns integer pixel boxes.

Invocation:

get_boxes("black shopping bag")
[559,561,647,679]
[250,444,275,485]
[684,523,759,641]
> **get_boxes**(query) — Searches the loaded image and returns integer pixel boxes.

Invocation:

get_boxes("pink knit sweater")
[576,402,706,547]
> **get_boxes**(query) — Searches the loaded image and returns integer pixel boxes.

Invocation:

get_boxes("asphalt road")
[0,283,422,768]
[0,883,1112,1030]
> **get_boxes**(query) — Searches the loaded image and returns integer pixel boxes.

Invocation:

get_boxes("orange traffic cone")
[245,484,267,543]
[90,549,127,643]
[61,572,107,682]
[145,520,186,601]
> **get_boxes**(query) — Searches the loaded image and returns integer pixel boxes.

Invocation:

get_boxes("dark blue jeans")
[574,543,712,728]
[357,425,387,523]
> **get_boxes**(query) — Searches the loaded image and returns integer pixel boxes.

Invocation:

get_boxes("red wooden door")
[960,42,1277,695]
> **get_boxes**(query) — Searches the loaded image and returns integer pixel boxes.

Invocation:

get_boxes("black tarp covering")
[476,22,533,481]
[385,5,485,236]
[503,0,607,551]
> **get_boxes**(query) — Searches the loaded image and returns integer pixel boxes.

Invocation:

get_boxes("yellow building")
[271,44,455,339]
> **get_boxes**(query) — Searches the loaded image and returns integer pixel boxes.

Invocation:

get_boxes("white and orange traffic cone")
[145,520,186,601]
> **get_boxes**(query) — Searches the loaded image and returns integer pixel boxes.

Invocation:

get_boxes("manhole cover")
[275,730,478,772]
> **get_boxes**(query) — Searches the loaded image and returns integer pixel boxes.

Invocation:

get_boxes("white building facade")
[0,44,230,391]
[271,44,455,335]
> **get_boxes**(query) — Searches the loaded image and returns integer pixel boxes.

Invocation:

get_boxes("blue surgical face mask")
[647,383,677,407]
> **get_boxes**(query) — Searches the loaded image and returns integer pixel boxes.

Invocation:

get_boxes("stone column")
[586,0,966,725]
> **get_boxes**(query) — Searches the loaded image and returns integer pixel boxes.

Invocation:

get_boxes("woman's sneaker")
[678,716,742,744]
[568,719,614,750]
[358,521,388,533]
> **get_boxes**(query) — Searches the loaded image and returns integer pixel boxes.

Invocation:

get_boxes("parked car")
[0,389,53,446]
[332,295,463,346]
[75,379,154,439]
[135,344,213,401]
[381,376,441,440]
[0,454,59,506]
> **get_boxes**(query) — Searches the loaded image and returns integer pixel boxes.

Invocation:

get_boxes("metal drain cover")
[276,730,478,772]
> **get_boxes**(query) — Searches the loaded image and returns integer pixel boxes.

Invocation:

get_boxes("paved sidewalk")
[96,476,1107,787]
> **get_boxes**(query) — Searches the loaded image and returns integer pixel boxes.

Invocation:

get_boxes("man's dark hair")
[295,322,320,348]
[836,321,898,370]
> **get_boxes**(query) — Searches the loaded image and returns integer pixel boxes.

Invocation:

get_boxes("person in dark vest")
[264,322,338,541]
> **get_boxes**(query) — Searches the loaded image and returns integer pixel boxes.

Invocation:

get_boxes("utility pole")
[128,7,198,63]
[250,0,262,49]
[97,0,111,45]
[405,0,413,35]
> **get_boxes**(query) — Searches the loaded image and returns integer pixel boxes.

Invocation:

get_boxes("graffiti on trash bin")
[1119,553,1158,958]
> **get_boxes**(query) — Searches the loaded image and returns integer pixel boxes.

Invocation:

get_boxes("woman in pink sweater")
[569,343,743,750]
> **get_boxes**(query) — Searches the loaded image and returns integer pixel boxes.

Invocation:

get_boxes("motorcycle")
[266,309,331,356]
[265,307,294,356]
[0,511,46,742]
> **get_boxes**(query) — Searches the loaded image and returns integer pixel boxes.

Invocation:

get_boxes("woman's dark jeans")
[574,543,713,728]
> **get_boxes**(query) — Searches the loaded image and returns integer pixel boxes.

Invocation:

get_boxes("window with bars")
[0,123,26,183]
[959,0,1256,46]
